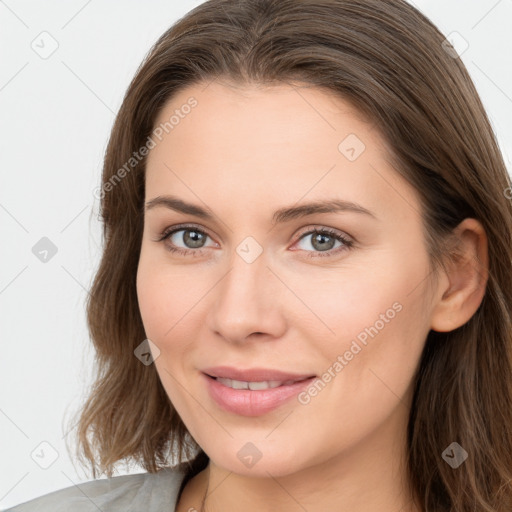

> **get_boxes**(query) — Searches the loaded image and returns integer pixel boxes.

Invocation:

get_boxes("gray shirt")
[2,464,189,512]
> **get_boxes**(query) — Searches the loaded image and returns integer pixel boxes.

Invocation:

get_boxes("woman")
[5,0,512,511]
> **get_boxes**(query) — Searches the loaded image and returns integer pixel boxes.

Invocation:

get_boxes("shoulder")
[2,463,189,512]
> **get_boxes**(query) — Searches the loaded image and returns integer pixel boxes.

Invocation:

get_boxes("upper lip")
[202,366,316,382]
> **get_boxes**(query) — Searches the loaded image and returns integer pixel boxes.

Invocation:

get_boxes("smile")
[214,376,310,390]
[203,373,316,416]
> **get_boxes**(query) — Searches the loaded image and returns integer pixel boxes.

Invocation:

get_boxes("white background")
[1,0,511,508]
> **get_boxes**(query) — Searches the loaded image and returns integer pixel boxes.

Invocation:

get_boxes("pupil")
[313,233,335,251]
[184,230,205,248]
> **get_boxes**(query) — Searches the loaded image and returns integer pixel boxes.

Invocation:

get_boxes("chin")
[205,439,310,478]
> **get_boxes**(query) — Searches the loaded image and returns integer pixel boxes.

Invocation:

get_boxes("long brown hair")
[69,1,512,510]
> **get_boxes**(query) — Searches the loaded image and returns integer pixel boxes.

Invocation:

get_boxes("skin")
[136,80,488,512]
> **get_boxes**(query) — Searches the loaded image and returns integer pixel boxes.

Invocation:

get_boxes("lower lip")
[202,373,316,417]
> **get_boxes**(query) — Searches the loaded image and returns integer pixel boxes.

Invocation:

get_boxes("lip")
[201,366,315,382]
[201,369,317,417]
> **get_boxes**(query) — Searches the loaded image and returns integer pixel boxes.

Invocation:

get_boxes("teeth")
[249,380,283,390]
[215,377,287,390]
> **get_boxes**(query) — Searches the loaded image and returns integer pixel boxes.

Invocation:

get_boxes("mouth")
[201,369,317,416]
[204,374,313,390]
[201,365,316,383]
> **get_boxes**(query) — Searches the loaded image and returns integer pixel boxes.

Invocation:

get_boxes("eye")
[155,224,218,256]
[293,227,354,258]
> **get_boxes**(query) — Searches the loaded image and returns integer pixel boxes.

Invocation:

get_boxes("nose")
[206,249,287,344]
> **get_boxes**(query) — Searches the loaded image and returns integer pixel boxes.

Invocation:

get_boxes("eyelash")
[154,223,354,259]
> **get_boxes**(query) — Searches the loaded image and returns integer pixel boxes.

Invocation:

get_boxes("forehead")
[152,80,374,151]
[145,80,420,224]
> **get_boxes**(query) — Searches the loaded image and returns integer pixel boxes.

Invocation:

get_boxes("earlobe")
[430,218,489,333]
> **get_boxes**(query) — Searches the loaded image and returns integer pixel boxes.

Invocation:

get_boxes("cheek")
[136,249,202,340]
[288,253,426,342]
[136,262,168,339]
[290,269,429,457]
[136,255,200,404]
[299,246,431,382]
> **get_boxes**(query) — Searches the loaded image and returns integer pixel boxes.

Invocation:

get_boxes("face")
[136,80,437,478]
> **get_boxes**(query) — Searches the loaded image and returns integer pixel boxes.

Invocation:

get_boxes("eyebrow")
[144,194,377,223]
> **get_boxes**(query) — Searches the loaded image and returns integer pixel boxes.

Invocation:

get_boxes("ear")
[430,218,489,333]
